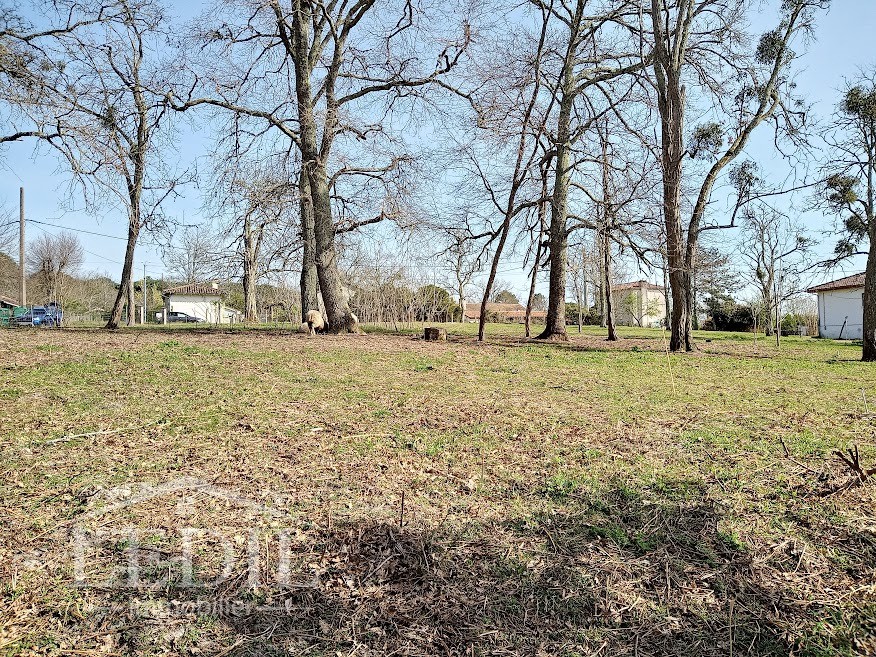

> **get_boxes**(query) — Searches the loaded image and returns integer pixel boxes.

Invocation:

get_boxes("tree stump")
[424,327,447,341]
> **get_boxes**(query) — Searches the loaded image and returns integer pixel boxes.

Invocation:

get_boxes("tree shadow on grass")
[89,476,870,657]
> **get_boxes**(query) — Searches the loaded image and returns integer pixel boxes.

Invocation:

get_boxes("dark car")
[167,311,204,323]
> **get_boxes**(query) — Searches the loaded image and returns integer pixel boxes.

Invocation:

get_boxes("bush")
[565,303,602,326]
[701,295,754,332]
[781,312,818,336]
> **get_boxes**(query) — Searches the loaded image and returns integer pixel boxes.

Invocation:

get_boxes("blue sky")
[1,0,873,300]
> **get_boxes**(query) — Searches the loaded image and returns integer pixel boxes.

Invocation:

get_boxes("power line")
[28,219,128,241]
[30,221,157,269]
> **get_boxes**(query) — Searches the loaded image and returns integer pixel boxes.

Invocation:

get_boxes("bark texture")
[298,167,319,322]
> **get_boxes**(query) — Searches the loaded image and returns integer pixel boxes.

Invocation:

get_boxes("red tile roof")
[613,280,664,292]
[806,273,865,293]
[162,283,223,297]
[463,303,546,320]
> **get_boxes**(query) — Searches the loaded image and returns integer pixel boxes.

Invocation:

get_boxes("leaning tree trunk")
[299,167,319,322]
[863,239,876,362]
[106,217,139,329]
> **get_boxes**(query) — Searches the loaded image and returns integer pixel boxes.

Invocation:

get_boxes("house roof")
[463,303,546,319]
[465,303,547,319]
[806,273,865,294]
[466,302,525,312]
[0,295,19,307]
[614,280,663,292]
[464,302,522,318]
[162,283,223,297]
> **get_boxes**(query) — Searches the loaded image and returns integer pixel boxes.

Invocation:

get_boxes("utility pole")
[19,187,26,307]
[142,263,147,324]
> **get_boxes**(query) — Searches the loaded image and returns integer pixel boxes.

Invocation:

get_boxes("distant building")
[0,295,19,309]
[463,302,546,324]
[807,273,865,340]
[612,281,666,328]
[162,282,235,324]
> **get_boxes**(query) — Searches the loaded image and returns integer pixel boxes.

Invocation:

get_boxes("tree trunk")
[525,172,548,338]
[661,83,692,352]
[525,260,537,337]
[291,4,357,334]
[662,256,670,329]
[863,240,876,361]
[603,228,617,341]
[299,167,319,322]
[650,0,692,352]
[458,281,466,324]
[242,212,258,322]
[106,220,139,329]
[582,278,588,326]
[536,63,575,341]
[126,276,135,326]
[762,280,775,337]
[668,267,692,351]
[309,162,357,332]
[690,258,699,330]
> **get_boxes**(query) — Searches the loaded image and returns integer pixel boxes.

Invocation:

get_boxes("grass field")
[1,324,874,656]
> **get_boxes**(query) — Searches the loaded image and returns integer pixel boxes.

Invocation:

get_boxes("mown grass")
[0,324,873,656]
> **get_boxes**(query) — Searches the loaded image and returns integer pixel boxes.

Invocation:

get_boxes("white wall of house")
[165,294,225,324]
[614,287,667,328]
[816,288,864,339]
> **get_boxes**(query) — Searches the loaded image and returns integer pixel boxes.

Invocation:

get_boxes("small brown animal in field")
[305,309,326,335]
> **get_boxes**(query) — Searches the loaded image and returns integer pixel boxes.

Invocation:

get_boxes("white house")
[612,281,667,328]
[162,282,233,324]
[807,273,865,340]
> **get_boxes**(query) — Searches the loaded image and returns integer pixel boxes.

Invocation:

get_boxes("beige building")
[612,281,666,328]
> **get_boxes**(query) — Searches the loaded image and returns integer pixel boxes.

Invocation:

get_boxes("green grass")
[0,324,873,656]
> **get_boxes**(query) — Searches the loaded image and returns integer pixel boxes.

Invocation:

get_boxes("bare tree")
[739,207,811,339]
[567,242,591,332]
[0,1,117,145]
[442,228,483,323]
[3,0,188,330]
[0,198,15,254]
[648,0,826,351]
[176,0,472,333]
[163,225,222,284]
[533,0,647,341]
[27,230,83,304]
[460,3,552,341]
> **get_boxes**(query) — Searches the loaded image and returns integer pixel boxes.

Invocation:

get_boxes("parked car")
[166,311,204,323]
[14,304,63,327]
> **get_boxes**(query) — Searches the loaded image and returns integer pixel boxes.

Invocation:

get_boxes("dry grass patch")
[1,326,874,656]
